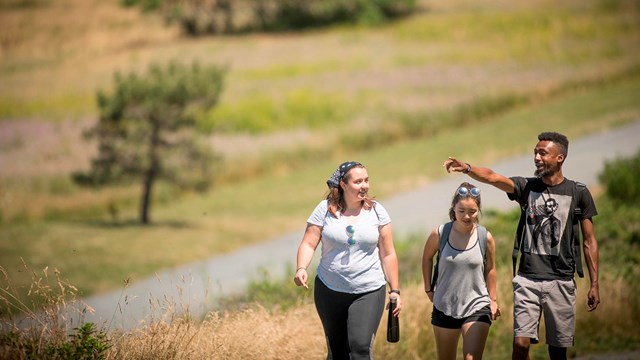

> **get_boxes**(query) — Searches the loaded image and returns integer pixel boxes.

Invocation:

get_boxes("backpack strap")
[512,180,533,277]
[372,201,382,223]
[431,222,488,290]
[512,207,527,277]
[323,200,383,229]
[477,225,488,270]
[431,222,452,291]
[320,199,331,234]
[572,181,586,278]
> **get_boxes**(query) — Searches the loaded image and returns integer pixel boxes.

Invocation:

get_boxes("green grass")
[389,1,640,68]
[199,88,355,133]
[234,57,369,81]
[0,93,96,121]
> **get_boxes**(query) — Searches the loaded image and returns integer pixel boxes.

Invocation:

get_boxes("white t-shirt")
[307,200,391,294]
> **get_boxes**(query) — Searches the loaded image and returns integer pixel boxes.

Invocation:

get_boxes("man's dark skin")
[444,138,600,360]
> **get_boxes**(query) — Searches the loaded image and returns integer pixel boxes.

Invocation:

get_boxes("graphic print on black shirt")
[524,190,572,256]
[510,176,598,280]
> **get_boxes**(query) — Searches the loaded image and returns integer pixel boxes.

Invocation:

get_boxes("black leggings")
[314,276,386,360]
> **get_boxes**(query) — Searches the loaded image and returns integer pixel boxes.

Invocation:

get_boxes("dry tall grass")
[103,276,636,359]
[115,277,638,359]
[1,261,638,359]
[0,262,97,358]
[109,305,325,360]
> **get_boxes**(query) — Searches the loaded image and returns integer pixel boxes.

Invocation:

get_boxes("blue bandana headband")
[326,161,362,188]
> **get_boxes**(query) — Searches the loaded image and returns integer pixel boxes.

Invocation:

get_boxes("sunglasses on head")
[345,225,356,246]
[457,186,481,197]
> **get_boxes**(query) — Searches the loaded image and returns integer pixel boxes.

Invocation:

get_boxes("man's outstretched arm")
[444,157,516,193]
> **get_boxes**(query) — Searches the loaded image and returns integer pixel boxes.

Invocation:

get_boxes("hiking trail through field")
[78,121,640,331]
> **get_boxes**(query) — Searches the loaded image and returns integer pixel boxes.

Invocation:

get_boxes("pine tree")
[74,62,226,224]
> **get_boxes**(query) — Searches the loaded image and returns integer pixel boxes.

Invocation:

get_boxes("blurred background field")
[1,0,640,358]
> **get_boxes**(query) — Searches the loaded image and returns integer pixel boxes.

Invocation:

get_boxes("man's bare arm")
[581,218,600,311]
[444,157,516,193]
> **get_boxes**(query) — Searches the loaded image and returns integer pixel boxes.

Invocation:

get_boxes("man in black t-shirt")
[443,132,600,360]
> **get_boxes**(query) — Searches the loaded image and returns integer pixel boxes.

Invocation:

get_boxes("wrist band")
[296,267,306,272]
[388,289,400,295]
[462,163,472,174]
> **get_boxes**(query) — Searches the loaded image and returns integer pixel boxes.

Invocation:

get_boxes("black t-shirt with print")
[508,177,598,280]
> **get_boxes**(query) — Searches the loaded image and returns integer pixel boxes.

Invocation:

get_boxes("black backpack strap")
[572,182,586,278]
[431,222,453,291]
[512,180,533,277]
[512,208,527,277]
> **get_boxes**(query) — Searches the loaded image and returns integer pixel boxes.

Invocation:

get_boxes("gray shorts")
[512,274,576,347]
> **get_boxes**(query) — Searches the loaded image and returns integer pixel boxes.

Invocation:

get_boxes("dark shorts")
[431,304,492,329]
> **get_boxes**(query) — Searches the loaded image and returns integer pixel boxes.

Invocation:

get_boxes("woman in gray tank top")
[422,182,501,360]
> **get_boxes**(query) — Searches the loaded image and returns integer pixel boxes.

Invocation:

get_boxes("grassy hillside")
[2,0,639,222]
[1,1,639,357]
[1,0,639,305]
[1,79,638,312]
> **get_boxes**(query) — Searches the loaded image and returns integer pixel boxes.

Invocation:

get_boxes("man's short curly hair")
[538,132,569,157]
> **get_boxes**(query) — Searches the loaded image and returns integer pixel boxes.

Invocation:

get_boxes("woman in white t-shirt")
[294,161,401,359]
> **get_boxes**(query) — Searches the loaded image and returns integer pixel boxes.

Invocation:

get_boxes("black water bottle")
[387,297,400,343]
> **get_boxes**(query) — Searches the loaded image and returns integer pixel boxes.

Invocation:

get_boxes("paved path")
[78,121,640,330]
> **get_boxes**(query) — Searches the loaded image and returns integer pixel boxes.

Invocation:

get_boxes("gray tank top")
[432,234,490,318]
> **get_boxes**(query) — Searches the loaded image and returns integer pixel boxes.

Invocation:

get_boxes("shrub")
[124,0,417,35]
[596,150,640,278]
[46,323,110,360]
[0,264,108,359]
[599,149,640,205]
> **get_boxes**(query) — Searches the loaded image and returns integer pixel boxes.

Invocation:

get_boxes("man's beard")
[535,163,559,178]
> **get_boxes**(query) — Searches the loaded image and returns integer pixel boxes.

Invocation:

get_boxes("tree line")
[122,0,417,35]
